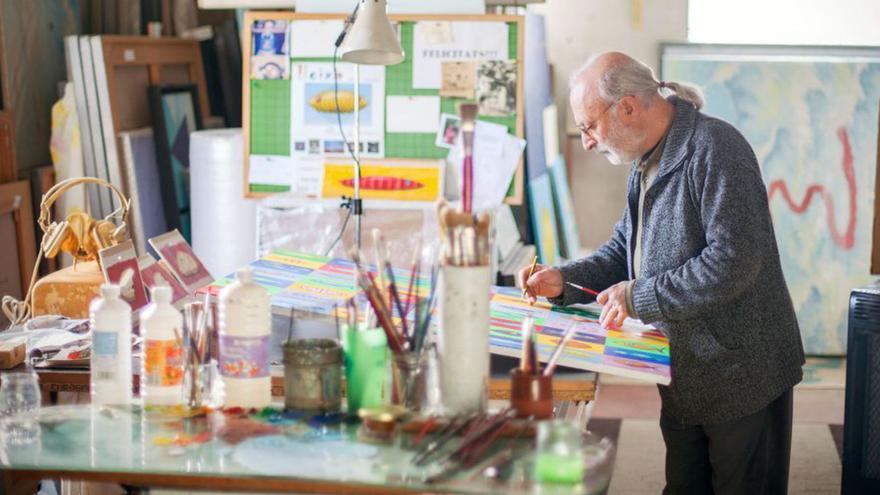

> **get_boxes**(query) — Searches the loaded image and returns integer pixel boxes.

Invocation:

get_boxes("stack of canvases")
[63,35,213,254]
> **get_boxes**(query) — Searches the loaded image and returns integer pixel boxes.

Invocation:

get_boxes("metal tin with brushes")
[282,338,343,413]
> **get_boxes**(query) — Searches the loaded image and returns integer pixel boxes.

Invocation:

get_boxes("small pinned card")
[440,61,476,99]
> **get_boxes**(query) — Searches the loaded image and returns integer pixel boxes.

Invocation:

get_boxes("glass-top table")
[0,405,614,494]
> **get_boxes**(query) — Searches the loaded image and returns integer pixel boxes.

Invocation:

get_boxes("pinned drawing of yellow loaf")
[309,90,367,113]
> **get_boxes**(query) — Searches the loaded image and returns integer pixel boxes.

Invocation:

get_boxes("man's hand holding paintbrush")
[516,264,630,329]
[516,263,563,305]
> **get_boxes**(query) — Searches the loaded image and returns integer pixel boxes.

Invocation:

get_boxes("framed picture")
[548,155,580,261]
[149,84,203,243]
[661,43,880,354]
[527,172,560,266]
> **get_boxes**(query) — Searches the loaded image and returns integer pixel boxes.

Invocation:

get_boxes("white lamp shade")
[340,0,405,65]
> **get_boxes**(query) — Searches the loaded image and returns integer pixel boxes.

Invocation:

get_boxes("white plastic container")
[437,265,491,414]
[89,284,133,406]
[218,267,271,409]
[140,286,184,406]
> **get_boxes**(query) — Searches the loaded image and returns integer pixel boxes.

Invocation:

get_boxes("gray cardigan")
[551,96,804,424]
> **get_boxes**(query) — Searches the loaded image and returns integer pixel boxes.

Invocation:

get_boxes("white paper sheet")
[289,20,346,58]
[495,204,521,260]
[449,120,525,212]
[290,62,385,158]
[249,155,295,187]
[386,95,441,133]
[289,158,325,197]
[294,0,485,14]
[412,21,509,89]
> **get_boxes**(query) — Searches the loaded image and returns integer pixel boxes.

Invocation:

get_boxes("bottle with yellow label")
[141,286,184,406]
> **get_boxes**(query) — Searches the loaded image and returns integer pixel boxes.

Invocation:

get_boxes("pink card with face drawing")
[98,240,148,311]
[148,230,214,293]
[137,254,190,307]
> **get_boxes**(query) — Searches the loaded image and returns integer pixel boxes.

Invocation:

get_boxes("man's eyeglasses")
[576,100,617,140]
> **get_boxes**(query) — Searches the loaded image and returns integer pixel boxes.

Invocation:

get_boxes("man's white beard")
[601,115,641,165]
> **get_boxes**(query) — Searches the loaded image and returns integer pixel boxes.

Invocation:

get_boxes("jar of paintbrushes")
[510,318,579,419]
[436,197,493,415]
[182,300,219,409]
[346,233,438,415]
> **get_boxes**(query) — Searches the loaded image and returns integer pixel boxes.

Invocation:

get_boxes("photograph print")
[476,60,517,116]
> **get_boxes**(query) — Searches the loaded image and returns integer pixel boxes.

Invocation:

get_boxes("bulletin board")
[241,12,525,205]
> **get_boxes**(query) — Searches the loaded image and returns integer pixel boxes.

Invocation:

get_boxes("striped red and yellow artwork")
[321,159,443,203]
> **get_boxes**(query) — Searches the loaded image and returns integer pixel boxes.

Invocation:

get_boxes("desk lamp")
[337,0,404,249]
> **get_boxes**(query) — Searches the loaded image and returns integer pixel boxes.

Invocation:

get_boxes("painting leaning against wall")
[661,44,880,355]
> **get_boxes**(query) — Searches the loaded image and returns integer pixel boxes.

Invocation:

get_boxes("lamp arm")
[334,1,361,48]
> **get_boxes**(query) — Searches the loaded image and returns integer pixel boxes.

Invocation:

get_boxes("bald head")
[569,52,676,165]
[570,52,662,108]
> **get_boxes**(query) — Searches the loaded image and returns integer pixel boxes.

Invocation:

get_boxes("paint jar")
[343,326,388,414]
[182,361,221,410]
[534,420,584,485]
[389,351,431,412]
[282,338,343,413]
[437,265,491,414]
[510,368,554,419]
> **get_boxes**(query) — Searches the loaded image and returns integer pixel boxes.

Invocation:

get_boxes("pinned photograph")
[252,19,289,55]
[324,140,346,154]
[476,60,517,116]
[435,113,461,149]
[294,141,306,152]
[251,54,289,80]
[308,140,320,154]
[441,61,476,99]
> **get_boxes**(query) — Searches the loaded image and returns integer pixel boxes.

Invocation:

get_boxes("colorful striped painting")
[198,251,671,384]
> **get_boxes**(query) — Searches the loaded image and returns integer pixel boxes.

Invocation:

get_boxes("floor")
[588,357,846,494]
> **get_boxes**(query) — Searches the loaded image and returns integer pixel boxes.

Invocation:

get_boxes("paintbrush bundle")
[347,231,438,359]
[436,200,492,267]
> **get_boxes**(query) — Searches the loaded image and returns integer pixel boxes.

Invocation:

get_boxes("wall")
[533,0,688,250]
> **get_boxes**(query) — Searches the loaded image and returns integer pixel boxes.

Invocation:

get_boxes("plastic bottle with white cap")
[141,286,184,406]
[218,267,271,409]
[89,284,133,406]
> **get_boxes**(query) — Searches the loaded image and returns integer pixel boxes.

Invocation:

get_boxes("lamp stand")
[353,63,362,250]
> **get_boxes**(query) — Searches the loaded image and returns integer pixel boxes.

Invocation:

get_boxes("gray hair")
[569,56,704,110]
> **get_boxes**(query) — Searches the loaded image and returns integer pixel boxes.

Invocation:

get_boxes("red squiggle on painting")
[766,127,856,250]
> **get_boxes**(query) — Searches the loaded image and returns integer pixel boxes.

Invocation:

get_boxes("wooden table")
[23,366,595,399]
[20,366,597,426]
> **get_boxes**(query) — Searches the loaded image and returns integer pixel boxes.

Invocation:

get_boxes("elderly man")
[519,52,804,494]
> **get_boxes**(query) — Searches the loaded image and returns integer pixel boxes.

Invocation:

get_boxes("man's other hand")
[597,281,629,329]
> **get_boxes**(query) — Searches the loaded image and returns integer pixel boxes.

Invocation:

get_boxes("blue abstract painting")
[662,45,880,354]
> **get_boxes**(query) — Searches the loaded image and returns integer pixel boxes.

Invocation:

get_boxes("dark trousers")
[660,388,793,495]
